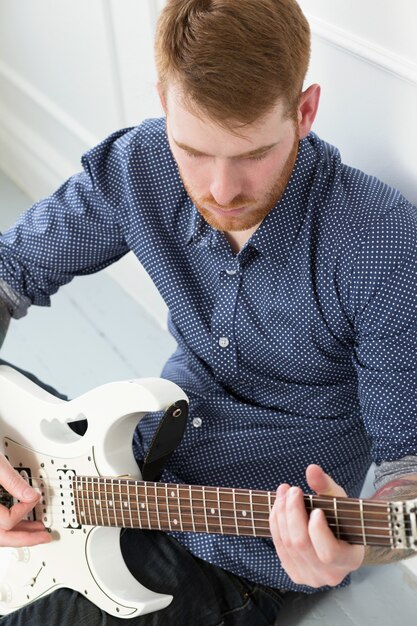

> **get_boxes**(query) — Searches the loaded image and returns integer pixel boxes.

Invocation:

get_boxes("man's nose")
[209,161,243,207]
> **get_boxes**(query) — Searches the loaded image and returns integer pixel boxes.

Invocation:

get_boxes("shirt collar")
[248,133,321,263]
[186,133,321,264]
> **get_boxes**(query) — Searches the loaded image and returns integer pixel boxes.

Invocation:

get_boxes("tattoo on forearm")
[363,477,417,566]
[0,300,11,349]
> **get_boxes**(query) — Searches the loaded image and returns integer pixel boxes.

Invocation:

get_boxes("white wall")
[0,0,168,328]
[0,0,165,192]
[298,0,417,205]
[1,1,416,319]
[298,0,417,578]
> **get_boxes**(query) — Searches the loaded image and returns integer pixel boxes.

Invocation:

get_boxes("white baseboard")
[306,14,417,87]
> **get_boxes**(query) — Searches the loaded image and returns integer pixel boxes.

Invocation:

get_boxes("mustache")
[201,195,254,210]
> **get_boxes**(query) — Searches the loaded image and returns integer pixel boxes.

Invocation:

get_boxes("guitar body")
[0,364,188,618]
[0,366,409,618]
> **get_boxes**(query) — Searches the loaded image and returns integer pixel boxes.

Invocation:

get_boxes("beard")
[179,133,300,233]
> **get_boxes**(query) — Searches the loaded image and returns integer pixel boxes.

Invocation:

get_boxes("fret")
[143,482,151,529]
[90,477,98,526]
[359,499,367,546]
[189,485,196,532]
[154,483,161,530]
[165,484,172,530]
[89,478,96,524]
[97,478,104,525]
[74,477,81,522]
[333,497,340,539]
[158,483,168,529]
[157,483,166,528]
[127,481,134,527]
[105,479,111,527]
[169,487,179,529]
[135,482,143,529]
[73,477,401,548]
[202,487,210,533]
[217,487,223,534]
[176,484,184,531]
[232,488,240,536]
[249,490,256,537]
[135,481,142,528]
[79,477,87,525]
[110,479,116,526]
[119,479,126,527]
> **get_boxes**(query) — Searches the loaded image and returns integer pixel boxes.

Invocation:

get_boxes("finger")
[309,508,364,570]
[0,455,39,503]
[269,484,292,551]
[0,501,40,531]
[308,507,344,564]
[270,485,303,577]
[0,527,52,548]
[273,484,291,547]
[284,487,317,562]
[0,516,52,548]
[12,519,50,533]
[271,486,319,585]
[306,464,347,498]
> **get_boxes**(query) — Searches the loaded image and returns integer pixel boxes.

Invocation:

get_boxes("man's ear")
[156,82,167,114]
[297,84,321,139]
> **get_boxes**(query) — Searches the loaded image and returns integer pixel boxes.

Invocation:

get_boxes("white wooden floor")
[1,169,417,623]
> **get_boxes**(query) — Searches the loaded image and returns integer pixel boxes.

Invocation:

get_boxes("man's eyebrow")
[173,138,278,158]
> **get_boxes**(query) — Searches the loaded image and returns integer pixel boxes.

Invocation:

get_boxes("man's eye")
[248,153,268,162]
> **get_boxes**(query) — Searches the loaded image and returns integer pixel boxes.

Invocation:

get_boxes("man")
[1,0,417,623]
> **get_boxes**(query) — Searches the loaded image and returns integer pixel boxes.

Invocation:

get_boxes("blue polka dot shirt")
[1,118,417,592]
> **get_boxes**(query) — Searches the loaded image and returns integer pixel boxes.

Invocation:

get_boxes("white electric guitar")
[0,364,414,619]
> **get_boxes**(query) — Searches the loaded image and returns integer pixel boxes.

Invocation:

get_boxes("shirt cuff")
[374,455,417,491]
[0,278,30,319]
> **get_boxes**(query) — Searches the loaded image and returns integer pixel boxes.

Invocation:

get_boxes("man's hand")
[0,454,52,547]
[269,464,364,587]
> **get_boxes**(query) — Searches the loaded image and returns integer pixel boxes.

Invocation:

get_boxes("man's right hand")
[0,454,52,547]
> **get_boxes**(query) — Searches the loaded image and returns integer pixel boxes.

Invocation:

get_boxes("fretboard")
[73,476,395,548]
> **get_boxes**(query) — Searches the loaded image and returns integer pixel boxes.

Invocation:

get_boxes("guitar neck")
[73,476,398,549]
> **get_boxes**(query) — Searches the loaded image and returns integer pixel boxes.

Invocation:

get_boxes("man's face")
[164,87,300,235]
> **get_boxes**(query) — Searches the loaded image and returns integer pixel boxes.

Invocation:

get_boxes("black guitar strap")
[139,399,189,481]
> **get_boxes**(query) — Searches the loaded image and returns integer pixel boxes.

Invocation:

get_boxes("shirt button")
[192,417,202,428]
[225,268,237,275]
[219,337,230,348]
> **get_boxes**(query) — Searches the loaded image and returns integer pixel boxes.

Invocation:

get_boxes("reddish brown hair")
[155,0,310,128]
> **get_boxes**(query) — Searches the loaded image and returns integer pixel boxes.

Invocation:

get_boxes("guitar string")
[17,496,405,533]
[5,487,395,523]
[74,511,395,537]
[1,479,410,530]
[9,488,401,534]
[12,476,399,511]
[76,496,394,522]
[26,498,395,541]
[7,492,402,539]
[1,489,407,529]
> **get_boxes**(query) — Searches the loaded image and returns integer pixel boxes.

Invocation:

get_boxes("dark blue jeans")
[0,362,289,625]
[1,530,287,625]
